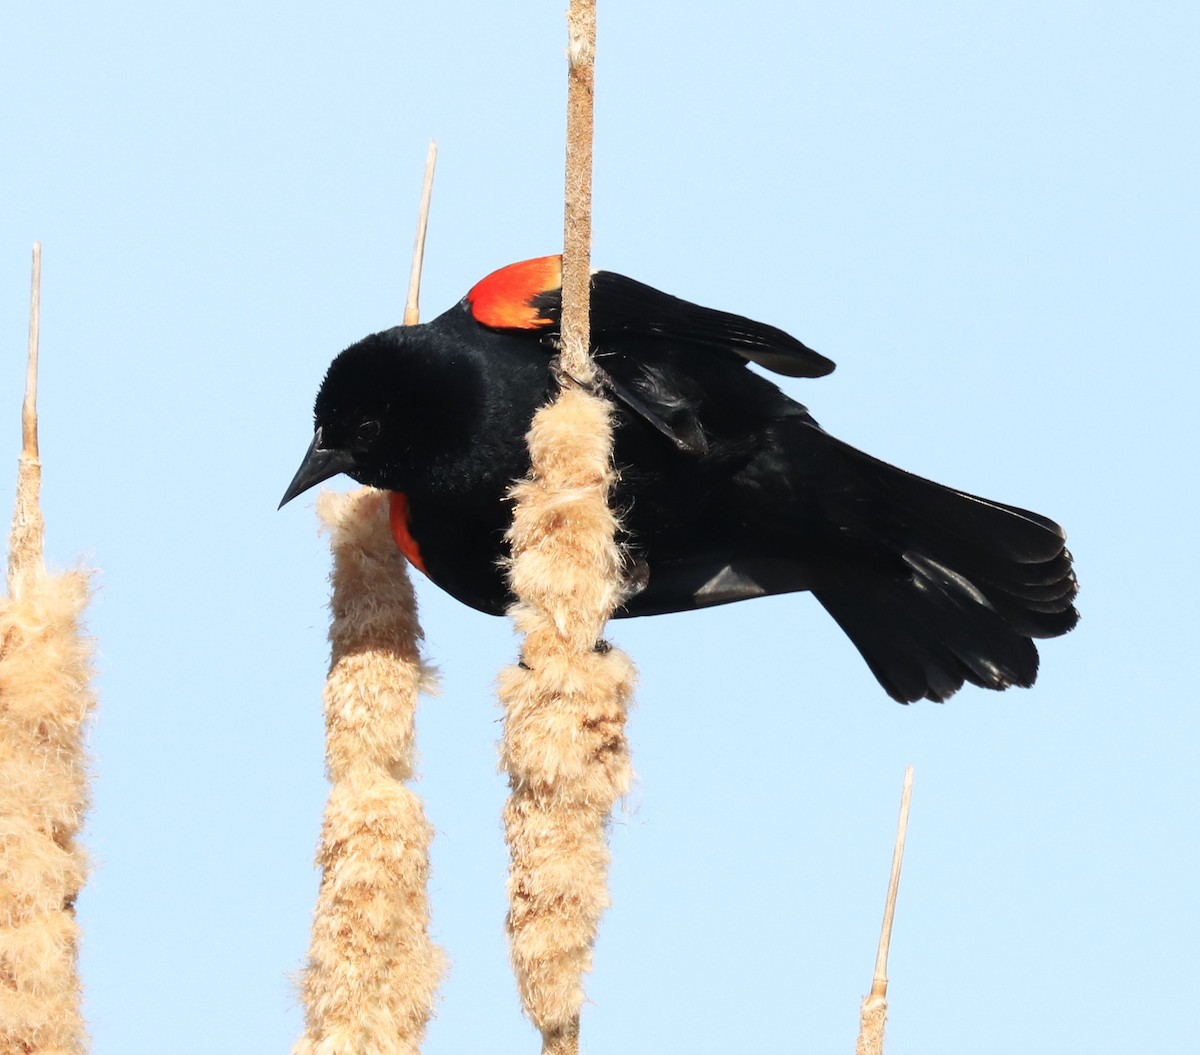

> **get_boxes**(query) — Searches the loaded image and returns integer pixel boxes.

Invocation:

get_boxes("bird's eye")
[357,420,381,443]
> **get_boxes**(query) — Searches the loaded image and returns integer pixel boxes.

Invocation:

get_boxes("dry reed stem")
[293,489,443,1055]
[8,244,43,597]
[403,141,438,328]
[1,241,95,1055]
[22,244,40,462]
[559,0,596,385]
[855,766,915,1055]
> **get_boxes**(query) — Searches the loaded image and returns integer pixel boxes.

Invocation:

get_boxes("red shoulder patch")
[466,255,562,330]
[388,492,427,575]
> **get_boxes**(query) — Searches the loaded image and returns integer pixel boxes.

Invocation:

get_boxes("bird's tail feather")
[807,436,1078,702]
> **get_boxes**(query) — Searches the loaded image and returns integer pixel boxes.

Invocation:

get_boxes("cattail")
[499,3,634,1052]
[0,243,95,1055]
[294,151,443,1055]
[855,766,915,1055]
[499,390,634,1052]
[292,489,443,1055]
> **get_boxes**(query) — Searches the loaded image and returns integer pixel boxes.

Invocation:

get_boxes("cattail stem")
[8,243,44,595]
[23,243,40,462]
[559,0,596,384]
[404,141,438,327]
[1,241,95,1055]
[855,766,915,1055]
[501,4,632,1052]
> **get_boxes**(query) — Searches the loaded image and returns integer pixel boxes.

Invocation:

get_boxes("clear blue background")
[2,2,1196,1052]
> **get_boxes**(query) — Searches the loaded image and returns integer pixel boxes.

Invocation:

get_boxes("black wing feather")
[529,269,835,378]
[590,270,835,378]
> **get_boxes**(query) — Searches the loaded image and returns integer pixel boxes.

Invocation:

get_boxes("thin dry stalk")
[403,140,438,327]
[293,490,443,1055]
[855,766,915,1055]
[500,4,633,1052]
[22,244,40,461]
[8,243,43,596]
[559,0,596,384]
[1,242,95,1055]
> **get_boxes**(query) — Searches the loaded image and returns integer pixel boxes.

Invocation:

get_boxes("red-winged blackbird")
[281,255,1078,703]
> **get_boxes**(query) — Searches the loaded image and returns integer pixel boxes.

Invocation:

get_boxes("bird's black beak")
[278,428,358,509]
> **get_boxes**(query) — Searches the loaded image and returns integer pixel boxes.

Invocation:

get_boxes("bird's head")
[279,328,435,508]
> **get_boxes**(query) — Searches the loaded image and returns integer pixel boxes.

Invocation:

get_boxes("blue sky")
[2,2,1197,1052]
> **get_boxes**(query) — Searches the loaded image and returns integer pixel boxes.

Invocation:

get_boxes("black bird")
[282,255,1078,703]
